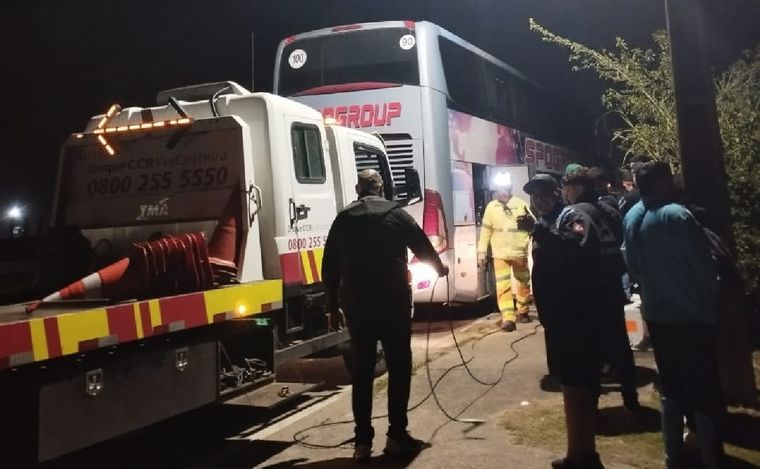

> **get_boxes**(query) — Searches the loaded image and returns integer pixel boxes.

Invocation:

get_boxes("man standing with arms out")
[322,170,448,463]
[523,174,565,391]
[623,162,724,469]
[477,171,534,332]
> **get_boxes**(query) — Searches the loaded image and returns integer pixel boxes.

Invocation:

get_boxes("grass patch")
[500,387,760,468]
[501,390,664,469]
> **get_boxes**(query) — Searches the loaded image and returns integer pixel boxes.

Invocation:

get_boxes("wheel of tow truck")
[342,342,388,380]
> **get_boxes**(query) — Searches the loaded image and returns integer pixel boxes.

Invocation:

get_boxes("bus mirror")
[403,168,422,205]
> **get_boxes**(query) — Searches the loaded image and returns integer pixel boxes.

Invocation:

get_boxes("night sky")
[2,0,758,220]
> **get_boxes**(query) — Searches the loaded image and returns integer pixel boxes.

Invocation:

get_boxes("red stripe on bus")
[0,322,33,358]
[106,304,138,343]
[332,24,362,32]
[159,293,207,329]
[307,250,320,282]
[44,317,63,358]
[294,82,400,97]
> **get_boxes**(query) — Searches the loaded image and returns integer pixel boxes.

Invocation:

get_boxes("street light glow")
[7,206,23,220]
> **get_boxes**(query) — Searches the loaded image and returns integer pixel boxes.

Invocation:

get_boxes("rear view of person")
[623,162,724,469]
[322,170,448,463]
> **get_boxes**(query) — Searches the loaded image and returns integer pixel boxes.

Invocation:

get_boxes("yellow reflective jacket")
[478,197,532,259]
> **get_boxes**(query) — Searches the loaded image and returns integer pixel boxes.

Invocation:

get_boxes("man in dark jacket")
[523,174,565,391]
[531,168,633,469]
[322,169,447,462]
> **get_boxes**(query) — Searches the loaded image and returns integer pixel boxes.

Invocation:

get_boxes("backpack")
[701,225,736,280]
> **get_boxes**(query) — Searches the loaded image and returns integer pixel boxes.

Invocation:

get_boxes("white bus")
[274,20,578,304]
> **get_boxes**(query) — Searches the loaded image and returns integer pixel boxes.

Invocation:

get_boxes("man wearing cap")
[530,168,631,469]
[322,169,448,462]
[477,171,535,332]
[523,174,565,390]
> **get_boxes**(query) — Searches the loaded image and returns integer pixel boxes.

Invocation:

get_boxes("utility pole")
[665,0,757,405]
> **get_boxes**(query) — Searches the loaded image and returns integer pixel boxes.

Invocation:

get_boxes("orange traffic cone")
[26,257,133,313]
[27,230,217,314]
[207,190,242,283]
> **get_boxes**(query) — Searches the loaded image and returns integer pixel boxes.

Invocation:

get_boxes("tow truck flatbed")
[0,280,282,370]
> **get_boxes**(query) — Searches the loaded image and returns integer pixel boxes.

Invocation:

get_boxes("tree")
[529,18,760,304]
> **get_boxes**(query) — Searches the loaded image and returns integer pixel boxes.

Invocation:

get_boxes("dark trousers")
[647,321,724,434]
[600,302,638,397]
[349,320,412,445]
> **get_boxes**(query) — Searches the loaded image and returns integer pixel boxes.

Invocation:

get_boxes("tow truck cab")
[0,82,407,464]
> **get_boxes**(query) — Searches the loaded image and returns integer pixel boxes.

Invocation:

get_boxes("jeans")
[647,321,724,467]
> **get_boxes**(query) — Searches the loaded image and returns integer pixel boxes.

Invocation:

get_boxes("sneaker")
[353,443,372,463]
[551,452,605,469]
[517,314,532,324]
[383,433,429,456]
[500,320,516,332]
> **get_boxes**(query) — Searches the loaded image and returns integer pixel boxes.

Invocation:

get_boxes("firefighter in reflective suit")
[478,171,535,332]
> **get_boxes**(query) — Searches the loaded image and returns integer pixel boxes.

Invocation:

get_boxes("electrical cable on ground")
[292,268,539,449]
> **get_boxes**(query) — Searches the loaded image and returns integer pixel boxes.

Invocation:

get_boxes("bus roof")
[277,20,545,93]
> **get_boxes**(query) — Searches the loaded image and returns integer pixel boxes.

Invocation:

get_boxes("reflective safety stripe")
[0,280,283,369]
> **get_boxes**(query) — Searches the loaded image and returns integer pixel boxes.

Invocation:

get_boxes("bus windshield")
[277,27,419,97]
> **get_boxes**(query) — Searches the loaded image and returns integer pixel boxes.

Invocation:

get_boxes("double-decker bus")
[274,20,578,304]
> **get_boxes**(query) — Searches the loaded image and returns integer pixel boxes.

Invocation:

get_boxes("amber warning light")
[74,104,193,157]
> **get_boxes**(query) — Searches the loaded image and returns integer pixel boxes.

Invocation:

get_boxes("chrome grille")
[354,153,383,173]
[380,133,414,199]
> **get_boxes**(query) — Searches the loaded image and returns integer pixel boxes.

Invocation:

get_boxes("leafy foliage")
[529,18,760,295]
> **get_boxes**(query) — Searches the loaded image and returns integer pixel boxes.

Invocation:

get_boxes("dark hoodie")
[322,196,444,325]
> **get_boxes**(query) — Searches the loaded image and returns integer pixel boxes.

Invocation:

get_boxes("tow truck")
[0,81,418,464]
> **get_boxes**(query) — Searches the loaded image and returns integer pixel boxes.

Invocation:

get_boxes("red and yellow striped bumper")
[0,280,282,370]
[280,248,325,285]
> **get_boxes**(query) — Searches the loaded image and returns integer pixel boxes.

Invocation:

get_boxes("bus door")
[451,161,484,302]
